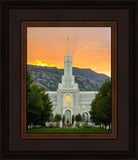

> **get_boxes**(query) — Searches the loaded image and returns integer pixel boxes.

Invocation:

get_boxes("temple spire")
[57,33,78,90]
[68,33,69,40]
[67,33,70,56]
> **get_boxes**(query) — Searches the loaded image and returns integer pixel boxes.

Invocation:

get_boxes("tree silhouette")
[27,70,53,128]
[90,79,111,130]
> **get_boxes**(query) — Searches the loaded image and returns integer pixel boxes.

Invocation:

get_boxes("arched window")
[82,112,88,122]
[65,110,71,123]
[65,94,71,107]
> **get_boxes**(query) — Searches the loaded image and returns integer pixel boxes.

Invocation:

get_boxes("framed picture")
[21,21,117,139]
[0,0,137,159]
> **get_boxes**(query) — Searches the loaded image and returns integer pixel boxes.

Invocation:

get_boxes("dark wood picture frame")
[21,21,117,139]
[0,0,137,159]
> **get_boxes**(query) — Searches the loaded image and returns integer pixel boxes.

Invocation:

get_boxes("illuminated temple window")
[65,94,71,107]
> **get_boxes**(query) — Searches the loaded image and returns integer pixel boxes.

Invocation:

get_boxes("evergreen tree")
[72,115,74,124]
[27,70,53,128]
[63,114,65,123]
[89,79,111,130]
[54,114,62,122]
[75,114,82,122]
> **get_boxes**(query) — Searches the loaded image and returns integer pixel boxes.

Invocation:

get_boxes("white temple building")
[46,34,98,124]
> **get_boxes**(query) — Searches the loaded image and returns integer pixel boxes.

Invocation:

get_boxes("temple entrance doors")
[65,110,71,124]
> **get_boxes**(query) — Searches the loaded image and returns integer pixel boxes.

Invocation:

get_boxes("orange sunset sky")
[27,27,111,77]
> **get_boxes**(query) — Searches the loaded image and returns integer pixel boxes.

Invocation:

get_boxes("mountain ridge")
[27,65,110,91]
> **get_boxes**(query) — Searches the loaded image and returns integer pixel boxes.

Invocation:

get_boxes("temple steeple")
[64,33,72,87]
[58,34,78,90]
[67,33,70,56]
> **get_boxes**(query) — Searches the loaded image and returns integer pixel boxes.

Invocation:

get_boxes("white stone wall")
[46,90,98,119]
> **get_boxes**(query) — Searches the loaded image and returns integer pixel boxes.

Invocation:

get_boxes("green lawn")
[27,127,111,134]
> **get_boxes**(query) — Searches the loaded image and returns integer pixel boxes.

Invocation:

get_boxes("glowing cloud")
[27,27,111,77]
[28,60,48,67]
